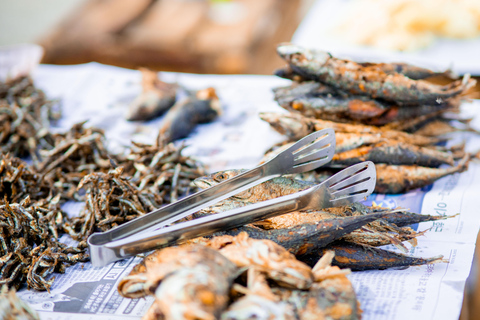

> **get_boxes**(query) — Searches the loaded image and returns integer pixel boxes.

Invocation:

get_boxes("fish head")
[259,112,311,140]
[193,169,247,189]
[276,43,330,66]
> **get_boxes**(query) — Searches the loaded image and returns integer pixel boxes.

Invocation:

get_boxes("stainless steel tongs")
[89,129,336,266]
[90,161,376,267]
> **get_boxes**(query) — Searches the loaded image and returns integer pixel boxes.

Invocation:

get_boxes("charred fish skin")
[216,213,392,256]
[331,142,454,167]
[366,102,456,126]
[273,81,389,121]
[298,241,444,271]
[273,81,339,103]
[358,62,457,80]
[384,211,452,227]
[157,88,221,144]
[375,156,469,194]
[275,61,456,82]
[276,44,475,104]
[323,202,452,227]
[274,82,457,125]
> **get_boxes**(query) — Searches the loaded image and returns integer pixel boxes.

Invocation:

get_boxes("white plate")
[292,0,480,75]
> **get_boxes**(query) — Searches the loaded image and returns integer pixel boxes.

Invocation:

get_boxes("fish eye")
[215,173,226,181]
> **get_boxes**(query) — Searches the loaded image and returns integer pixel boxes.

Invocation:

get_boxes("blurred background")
[0,0,312,74]
[1,1,480,319]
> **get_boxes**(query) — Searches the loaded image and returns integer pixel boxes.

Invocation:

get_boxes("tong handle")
[89,187,311,266]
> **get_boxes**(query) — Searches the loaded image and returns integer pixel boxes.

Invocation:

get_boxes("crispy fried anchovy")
[66,166,155,240]
[274,62,457,81]
[0,154,52,205]
[214,213,390,256]
[123,141,206,206]
[298,241,445,271]
[38,122,116,202]
[375,156,469,194]
[0,199,88,291]
[157,87,221,144]
[0,76,59,164]
[126,68,177,121]
[331,142,454,167]
[259,112,440,146]
[276,44,475,104]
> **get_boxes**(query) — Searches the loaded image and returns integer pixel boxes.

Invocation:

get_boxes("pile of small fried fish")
[263,44,477,194]
[0,75,214,291]
[118,233,362,320]
[0,152,89,291]
[192,171,447,271]
[0,285,39,320]
[0,76,60,168]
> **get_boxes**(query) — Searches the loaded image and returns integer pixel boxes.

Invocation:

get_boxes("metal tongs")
[89,129,368,267]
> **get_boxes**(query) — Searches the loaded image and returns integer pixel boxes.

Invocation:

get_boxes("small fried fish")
[298,241,445,271]
[217,213,391,256]
[259,111,440,146]
[157,87,221,144]
[331,141,454,167]
[275,61,457,81]
[126,68,177,121]
[277,44,475,104]
[375,156,469,194]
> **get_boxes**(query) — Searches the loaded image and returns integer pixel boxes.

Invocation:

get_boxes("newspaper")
[13,62,480,320]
